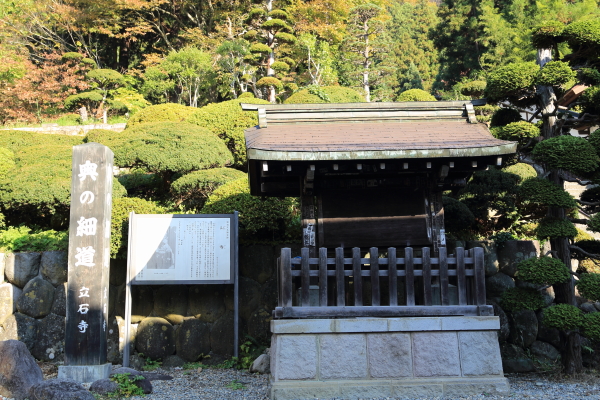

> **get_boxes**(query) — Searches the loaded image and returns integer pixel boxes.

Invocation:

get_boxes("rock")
[109,258,127,286]
[536,310,561,348]
[250,354,270,374]
[162,355,186,368]
[4,252,41,288]
[110,367,152,394]
[0,340,43,400]
[238,277,261,322]
[188,285,225,323]
[135,317,175,360]
[106,316,138,364]
[50,283,66,317]
[487,299,510,343]
[31,313,65,361]
[248,308,273,343]
[0,282,22,322]
[29,378,95,400]
[16,277,55,318]
[239,245,275,284]
[175,318,210,362]
[210,311,244,356]
[89,378,118,395]
[40,251,67,287]
[128,353,146,371]
[466,241,499,276]
[485,272,515,298]
[115,285,154,323]
[260,278,278,311]
[498,240,539,277]
[580,302,597,314]
[508,309,538,348]
[529,341,560,363]
[154,285,187,325]
[500,343,535,373]
[594,302,600,312]
[0,252,5,281]
[0,312,39,351]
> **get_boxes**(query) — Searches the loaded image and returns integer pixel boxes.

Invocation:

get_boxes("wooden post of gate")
[58,143,113,383]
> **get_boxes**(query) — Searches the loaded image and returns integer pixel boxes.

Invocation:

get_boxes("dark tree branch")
[570,245,600,260]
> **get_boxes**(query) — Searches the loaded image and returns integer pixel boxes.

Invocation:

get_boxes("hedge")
[518,178,577,208]
[542,304,583,331]
[284,86,365,104]
[441,196,474,233]
[490,108,523,127]
[185,98,270,168]
[577,273,600,302]
[536,216,578,240]
[171,168,246,211]
[532,135,599,176]
[126,103,197,128]
[500,287,546,312]
[515,256,570,285]
[484,62,538,103]
[396,89,436,102]
[496,121,540,142]
[503,163,537,182]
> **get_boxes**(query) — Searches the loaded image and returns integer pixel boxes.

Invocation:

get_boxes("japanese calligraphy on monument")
[129,215,233,283]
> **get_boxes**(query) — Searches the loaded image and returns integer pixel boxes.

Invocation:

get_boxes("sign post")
[123,213,239,367]
[58,143,113,382]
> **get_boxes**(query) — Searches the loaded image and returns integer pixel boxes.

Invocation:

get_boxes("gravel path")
[128,368,600,400]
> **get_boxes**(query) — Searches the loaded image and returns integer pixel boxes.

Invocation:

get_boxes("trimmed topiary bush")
[185,98,270,168]
[485,62,538,103]
[534,61,576,87]
[582,313,600,342]
[563,19,600,49]
[442,196,474,233]
[588,128,600,157]
[542,304,583,331]
[490,108,523,127]
[587,213,600,234]
[532,135,599,176]
[519,178,577,208]
[503,163,537,182]
[536,216,578,240]
[531,21,565,48]
[284,86,365,104]
[126,103,196,128]
[500,287,546,312]
[0,147,15,179]
[201,177,299,243]
[396,89,436,102]
[515,256,570,285]
[577,273,600,302]
[111,197,166,259]
[84,129,116,143]
[496,121,540,143]
[580,86,600,116]
[171,168,246,211]
[256,77,283,91]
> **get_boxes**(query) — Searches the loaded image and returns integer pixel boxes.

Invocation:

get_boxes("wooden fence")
[274,246,492,319]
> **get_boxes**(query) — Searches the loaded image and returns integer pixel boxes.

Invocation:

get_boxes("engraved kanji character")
[76,217,97,236]
[79,286,90,298]
[75,246,95,267]
[78,160,99,181]
[77,304,89,314]
[78,320,88,333]
[79,191,95,204]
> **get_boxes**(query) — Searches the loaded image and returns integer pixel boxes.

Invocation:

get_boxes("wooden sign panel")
[64,143,113,366]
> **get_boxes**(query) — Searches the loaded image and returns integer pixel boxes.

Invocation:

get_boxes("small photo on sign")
[146,226,176,269]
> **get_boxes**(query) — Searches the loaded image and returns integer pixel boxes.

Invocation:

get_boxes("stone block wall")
[270,317,509,400]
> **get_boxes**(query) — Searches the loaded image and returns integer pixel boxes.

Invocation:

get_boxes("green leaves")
[577,273,600,302]
[532,135,599,176]
[519,178,576,209]
[485,62,538,103]
[515,256,570,285]
[542,304,583,331]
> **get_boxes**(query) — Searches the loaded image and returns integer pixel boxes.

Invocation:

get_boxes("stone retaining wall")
[270,317,509,400]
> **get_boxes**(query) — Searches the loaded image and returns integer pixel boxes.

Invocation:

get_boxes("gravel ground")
[3,363,598,400]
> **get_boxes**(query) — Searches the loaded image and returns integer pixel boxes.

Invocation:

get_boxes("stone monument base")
[270,317,509,400]
[58,363,111,383]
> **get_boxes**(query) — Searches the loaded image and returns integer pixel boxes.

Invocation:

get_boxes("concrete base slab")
[271,377,510,400]
[58,363,111,383]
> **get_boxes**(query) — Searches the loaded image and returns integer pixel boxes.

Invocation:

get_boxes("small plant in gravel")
[226,380,246,390]
[109,373,146,398]
[142,357,162,371]
[216,358,239,369]
[183,361,209,370]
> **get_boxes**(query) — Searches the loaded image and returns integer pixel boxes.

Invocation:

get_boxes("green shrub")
[238,92,255,99]
[588,213,600,234]
[460,80,486,98]
[201,177,299,243]
[531,21,565,48]
[579,68,600,86]
[0,226,68,252]
[442,196,474,233]
[515,256,570,285]
[587,128,600,157]
[563,19,600,48]
[396,89,436,102]
[519,178,576,208]
[500,287,546,312]
[171,168,246,211]
[496,121,540,143]
[503,163,537,182]
[490,108,523,127]
[256,77,283,91]
[111,197,166,259]
[534,61,576,87]
[112,177,128,199]
[84,129,116,144]
[532,135,599,176]
[0,147,15,179]
[55,113,82,126]
[542,304,583,331]
[577,273,600,302]
[91,122,233,184]
[582,313,600,342]
[284,86,365,104]
[185,98,270,168]
[581,86,600,117]
[126,103,196,128]
[485,62,538,103]
[536,216,578,240]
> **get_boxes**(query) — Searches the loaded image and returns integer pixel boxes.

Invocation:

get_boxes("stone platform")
[270,316,509,400]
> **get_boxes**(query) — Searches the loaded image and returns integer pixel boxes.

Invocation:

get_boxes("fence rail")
[274,246,491,319]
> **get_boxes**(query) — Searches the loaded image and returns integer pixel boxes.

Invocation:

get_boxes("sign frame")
[123,211,240,366]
